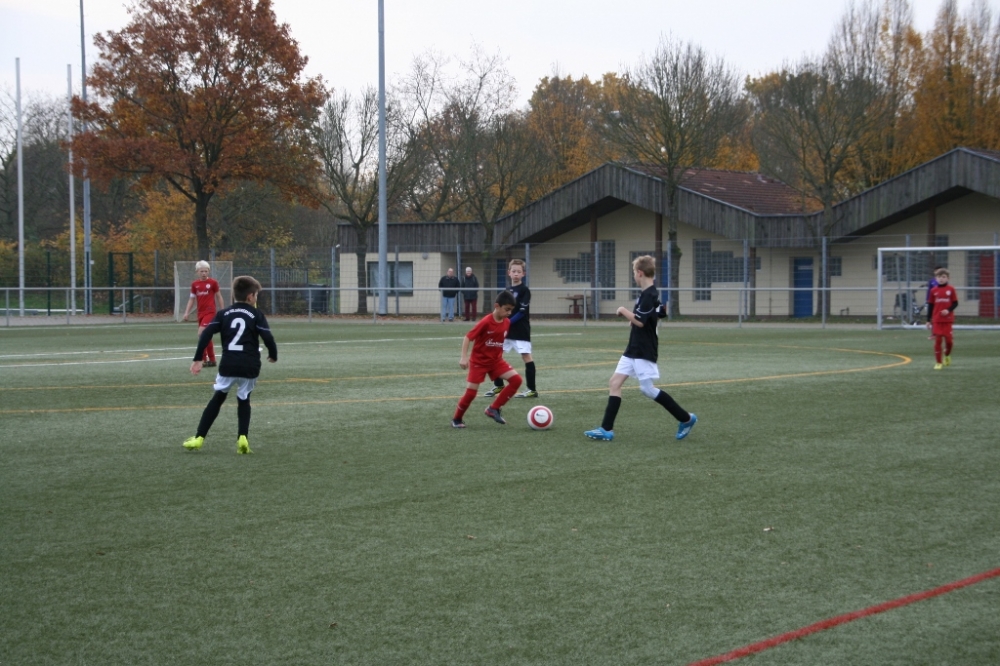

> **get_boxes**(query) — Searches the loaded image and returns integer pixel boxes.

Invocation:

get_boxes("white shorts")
[503,339,532,355]
[213,374,257,401]
[614,356,660,381]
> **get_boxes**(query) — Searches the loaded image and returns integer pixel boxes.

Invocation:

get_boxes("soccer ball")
[527,405,554,430]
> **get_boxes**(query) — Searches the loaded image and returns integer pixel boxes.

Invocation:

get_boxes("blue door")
[793,258,813,317]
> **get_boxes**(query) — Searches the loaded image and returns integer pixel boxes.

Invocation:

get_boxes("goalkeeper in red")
[926,267,958,370]
[452,290,523,428]
[183,276,277,454]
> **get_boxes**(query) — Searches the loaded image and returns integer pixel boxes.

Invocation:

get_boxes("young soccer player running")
[585,255,697,442]
[452,291,523,428]
[484,258,539,399]
[926,267,958,370]
[181,260,225,367]
[183,276,278,454]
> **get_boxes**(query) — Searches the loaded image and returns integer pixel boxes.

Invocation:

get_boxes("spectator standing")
[461,267,480,321]
[439,268,461,322]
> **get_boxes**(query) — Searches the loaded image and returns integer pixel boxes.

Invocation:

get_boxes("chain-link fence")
[3,232,999,326]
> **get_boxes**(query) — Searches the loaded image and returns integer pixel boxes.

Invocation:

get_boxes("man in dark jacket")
[439,268,461,322]
[461,267,479,321]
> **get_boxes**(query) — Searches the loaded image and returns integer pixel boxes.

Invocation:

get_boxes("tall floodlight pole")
[16,59,26,316]
[376,0,388,315]
[80,0,93,314]
[67,65,77,315]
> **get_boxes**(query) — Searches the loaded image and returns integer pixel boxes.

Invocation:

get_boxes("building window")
[828,256,842,277]
[694,240,753,301]
[966,250,998,300]
[366,261,413,296]
[553,241,615,299]
[875,236,949,282]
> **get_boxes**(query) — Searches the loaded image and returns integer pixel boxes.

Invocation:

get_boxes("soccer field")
[2,320,998,665]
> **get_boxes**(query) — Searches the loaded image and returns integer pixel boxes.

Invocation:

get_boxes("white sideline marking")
[3,356,192,369]
[0,333,582,360]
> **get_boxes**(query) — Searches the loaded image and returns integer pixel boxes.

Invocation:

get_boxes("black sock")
[525,362,536,391]
[237,397,251,437]
[601,396,622,431]
[197,391,228,437]
[654,390,690,423]
[494,378,504,389]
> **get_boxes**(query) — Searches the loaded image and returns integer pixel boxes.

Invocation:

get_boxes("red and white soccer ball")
[527,405,554,430]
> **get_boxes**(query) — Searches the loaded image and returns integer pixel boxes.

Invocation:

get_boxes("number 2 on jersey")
[228,318,246,351]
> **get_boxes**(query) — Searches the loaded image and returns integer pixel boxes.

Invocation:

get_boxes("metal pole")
[395,245,400,315]
[994,232,999,320]
[270,247,276,315]
[876,251,884,330]
[121,287,127,323]
[81,0,93,314]
[666,240,673,322]
[593,241,600,322]
[904,234,911,324]
[16,59,25,316]
[821,236,827,329]
[67,65,77,316]
[332,244,339,315]
[376,0,388,315]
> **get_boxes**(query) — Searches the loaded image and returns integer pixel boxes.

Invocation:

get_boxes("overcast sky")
[2,0,998,106]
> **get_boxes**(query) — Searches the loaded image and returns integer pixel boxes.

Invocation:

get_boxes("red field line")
[688,567,1000,666]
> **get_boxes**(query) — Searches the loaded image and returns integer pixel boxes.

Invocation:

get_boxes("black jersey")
[622,285,661,362]
[194,303,277,378]
[506,282,531,341]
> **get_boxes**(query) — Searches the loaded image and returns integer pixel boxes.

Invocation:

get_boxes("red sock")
[944,335,953,356]
[934,337,942,363]
[492,374,522,409]
[206,340,216,362]
[454,389,477,420]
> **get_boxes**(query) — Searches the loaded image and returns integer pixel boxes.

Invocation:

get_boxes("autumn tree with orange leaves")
[72,0,326,257]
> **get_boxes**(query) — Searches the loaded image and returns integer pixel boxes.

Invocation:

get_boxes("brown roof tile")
[632,165,822,215]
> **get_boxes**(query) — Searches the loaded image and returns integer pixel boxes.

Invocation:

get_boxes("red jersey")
[927,284,958,323]
[190,278,221,317]
[466,312,509,366]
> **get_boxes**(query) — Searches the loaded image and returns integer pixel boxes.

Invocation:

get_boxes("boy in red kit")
[926,267,958,370]
[452,291,523,428]
[182,261,225,367]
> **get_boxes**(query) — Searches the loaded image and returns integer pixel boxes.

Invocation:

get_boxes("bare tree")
[752,10,888,315]
[313,87,417,314]
[602,37,748,316]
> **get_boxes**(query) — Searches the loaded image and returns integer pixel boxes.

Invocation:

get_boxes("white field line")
[0,333,580,359]
[0,333,582,367]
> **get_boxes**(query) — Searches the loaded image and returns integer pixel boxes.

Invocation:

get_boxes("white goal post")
[173,261,233,322]
[876,246,1000,330]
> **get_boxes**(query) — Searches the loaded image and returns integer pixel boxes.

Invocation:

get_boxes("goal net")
[876,246,1000,330]
[173,261,233,322]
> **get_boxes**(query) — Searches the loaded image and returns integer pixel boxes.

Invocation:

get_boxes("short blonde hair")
[508,258,525,272]
[195,260,211,272]
[632,255,655,278]
[934,268,950,278]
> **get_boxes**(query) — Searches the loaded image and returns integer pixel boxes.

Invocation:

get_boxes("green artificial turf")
[1,321,998,665]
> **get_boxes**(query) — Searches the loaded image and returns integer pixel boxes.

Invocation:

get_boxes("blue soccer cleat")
[484,406,507,424]
[584,427,614,441]
[676,414,697,440]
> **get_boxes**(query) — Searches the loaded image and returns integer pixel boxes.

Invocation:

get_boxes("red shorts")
[932,321,953,337]
[467,359,514,385]
[198,313,216,327]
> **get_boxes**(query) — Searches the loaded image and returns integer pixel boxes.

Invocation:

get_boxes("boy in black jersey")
[183,276,278,454]
[584,255,696,442]
[484,258,539,398]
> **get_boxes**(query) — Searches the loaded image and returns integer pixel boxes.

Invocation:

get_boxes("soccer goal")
[876,246,1000,330]
[173,261,233,322]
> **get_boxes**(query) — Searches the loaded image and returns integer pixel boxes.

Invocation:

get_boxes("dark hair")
[233,275,262,302]
[495,290,516,307]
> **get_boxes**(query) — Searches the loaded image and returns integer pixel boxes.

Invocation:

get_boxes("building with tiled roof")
[336,148,1000,319]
